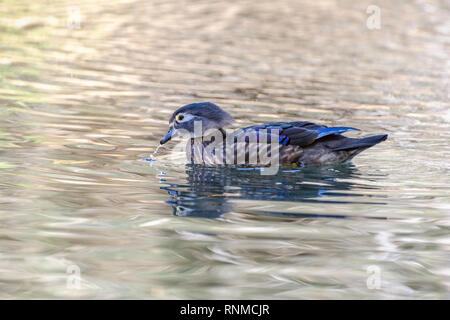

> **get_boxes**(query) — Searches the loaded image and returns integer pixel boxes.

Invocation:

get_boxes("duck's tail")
[332,134,388,161]
[332,134,388,151]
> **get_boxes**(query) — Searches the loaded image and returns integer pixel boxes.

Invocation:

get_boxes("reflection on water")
[0,0,449,299]
[164,164,383,219]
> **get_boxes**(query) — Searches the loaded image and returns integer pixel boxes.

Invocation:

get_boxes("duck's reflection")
[161,164,380,219]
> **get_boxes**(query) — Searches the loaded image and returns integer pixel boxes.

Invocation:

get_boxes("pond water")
[0,0,449,299]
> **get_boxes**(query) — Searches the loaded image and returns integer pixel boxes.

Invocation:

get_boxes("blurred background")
[0,0,449,299]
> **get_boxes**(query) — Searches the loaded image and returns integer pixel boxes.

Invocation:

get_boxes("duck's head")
[160,102,234,145]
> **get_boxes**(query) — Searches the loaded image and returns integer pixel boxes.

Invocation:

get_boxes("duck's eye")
[176,114,184,122]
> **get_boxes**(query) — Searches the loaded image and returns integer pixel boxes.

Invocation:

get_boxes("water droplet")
[150,145,163,159]
[143,145,163,164]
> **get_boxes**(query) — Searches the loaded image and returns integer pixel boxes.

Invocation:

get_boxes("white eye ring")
[175,113,193,123]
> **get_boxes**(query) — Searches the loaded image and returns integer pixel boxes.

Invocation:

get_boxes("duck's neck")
[190,128,227,146]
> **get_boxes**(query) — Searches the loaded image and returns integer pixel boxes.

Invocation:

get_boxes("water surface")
[0,0,449,299]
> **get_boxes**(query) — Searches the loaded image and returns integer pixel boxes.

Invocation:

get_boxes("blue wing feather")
[238,123,359,148]
[316,127,359,139]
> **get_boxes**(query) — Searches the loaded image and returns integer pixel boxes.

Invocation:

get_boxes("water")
[0,0,449,299]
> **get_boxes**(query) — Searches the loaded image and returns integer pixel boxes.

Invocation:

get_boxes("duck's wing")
[239,121,359,147]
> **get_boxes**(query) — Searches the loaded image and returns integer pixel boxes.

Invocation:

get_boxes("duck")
[159,102,387,167]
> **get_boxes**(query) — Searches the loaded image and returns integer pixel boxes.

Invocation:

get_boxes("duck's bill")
[160,128,174,145]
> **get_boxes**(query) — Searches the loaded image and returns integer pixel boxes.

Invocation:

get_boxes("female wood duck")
[159,102,387,166]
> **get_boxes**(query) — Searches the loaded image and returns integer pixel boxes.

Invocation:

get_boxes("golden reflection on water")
[0,0,449,299]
